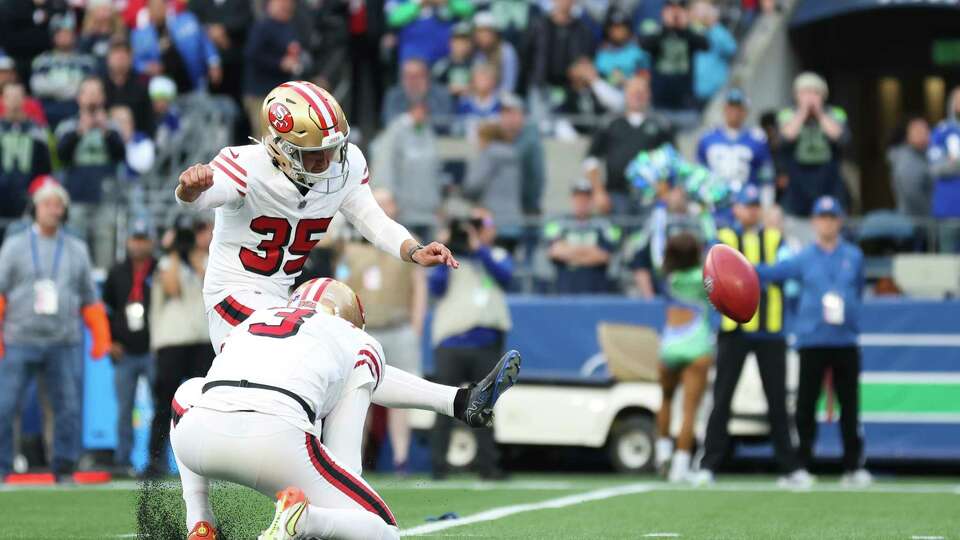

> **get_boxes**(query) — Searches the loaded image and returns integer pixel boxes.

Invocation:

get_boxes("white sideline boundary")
[399,483,653,536]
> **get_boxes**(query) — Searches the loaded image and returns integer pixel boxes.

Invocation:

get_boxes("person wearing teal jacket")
[655,231,714,483]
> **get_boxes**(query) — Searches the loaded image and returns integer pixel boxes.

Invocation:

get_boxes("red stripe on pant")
[304,433,397,526]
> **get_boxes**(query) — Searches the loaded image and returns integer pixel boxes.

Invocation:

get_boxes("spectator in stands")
[131,0,222,92]
[928,87,960,229]
[243,0,304,139]
[557,58,619,133]
[696,89,772,205]
[386,0,475,67]
[638,0,708,112]
[110,105,156,179]
[755,195,872,487]
[691,1,736,104]
[30,13,98,129]
[456,63,502,134]
[341,189,427,474]
[464,123,523,251]
[430,206,511,480]
[545,180,620,293]
[376,100,443,239]
[595,7,649,88]
[528,0,596,102]
[0,178,111,482]
[0,83,52,237]
[476,0,541,58]
[190,0,254,108]
[102,221,156,475]
[56,77,126,266]
[760,109,788,201]
[499,94,546,237]
[0,54,48,127]
[777,72,849,232]
[472,12,518,95]
[432,22,474,98]
[0,0,59,86]
[147,215,214,476]
[149,76,180,150]
[887,116,931,218]
[79,0,122,66]
[584,76,674,215]
[691,184,809,488]
[654,231,712,482]
[382,58,453,126]
[104,40,154,136]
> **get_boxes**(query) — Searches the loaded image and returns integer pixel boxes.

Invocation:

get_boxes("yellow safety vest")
[717,227,784,334]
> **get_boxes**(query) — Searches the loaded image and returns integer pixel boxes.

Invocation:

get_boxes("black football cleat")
[460,350,521,428]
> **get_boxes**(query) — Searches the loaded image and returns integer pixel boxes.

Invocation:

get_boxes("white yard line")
[400,483,653,537]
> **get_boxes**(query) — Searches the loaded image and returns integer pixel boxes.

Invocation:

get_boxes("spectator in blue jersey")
[595,7,649,88]
[697,88,773,223]
[638,0,709,112]
[691,1,736,104]
[755,195,872,487]
[432,23,474,98]
[386,0,475,67]
[545,180,621,293]
[0,83,52,239]
[455,63,502,135]
[429,206,511,480]
[777,72,849,228]
[149,76,181,151]
[131,0,222,93]
[30,13,98,129]
[928,87,960,249]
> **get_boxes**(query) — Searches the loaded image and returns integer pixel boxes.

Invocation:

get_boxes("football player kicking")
[170,278,522,540]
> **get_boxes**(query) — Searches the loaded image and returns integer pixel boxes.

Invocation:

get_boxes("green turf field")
[0,474,957,539]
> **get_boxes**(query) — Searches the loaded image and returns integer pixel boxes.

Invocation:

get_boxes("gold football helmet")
[260,81,351,193]
[289,277,366,329]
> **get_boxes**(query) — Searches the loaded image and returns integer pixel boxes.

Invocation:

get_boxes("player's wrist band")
[407,243,425,262]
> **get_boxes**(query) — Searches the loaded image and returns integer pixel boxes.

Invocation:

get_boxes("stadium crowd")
[0,0,952,486]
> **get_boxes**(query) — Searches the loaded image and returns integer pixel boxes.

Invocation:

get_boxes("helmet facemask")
[265,130,350,194]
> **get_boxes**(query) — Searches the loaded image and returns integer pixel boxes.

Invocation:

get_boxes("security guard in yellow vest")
[697,185,804,483]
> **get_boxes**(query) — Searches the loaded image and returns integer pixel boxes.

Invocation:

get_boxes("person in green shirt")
[655,231,714,483]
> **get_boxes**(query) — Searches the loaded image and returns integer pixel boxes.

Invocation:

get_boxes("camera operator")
[429,206,512,480]
[145,215,213,476]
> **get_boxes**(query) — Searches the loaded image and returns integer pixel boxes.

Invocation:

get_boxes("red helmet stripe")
[308,83,341,136]
[280,81,326,130]
[311,277,334,302]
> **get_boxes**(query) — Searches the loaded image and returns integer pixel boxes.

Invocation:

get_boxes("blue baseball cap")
[735,184,760,206]
[812,195,845,217]
[725,88,749,107]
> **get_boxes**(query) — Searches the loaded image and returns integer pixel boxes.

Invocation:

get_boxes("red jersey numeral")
[248,308,316,338]
[238,216,331,276]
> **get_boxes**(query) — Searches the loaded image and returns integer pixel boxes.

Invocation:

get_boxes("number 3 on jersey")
[239,216,332,276]
[248,308,315,338]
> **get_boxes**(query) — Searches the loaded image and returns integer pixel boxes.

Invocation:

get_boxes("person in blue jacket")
[756,195,873,487]
[131,0,222,92]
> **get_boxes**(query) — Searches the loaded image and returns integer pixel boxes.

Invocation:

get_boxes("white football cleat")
[687,469,715,487]
[259,486,309,540]
[840,469,873,488]
[777,469,815,489]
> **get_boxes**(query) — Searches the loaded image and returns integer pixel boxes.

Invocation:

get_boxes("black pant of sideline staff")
[701,333,798,473]
[146,344,215,475]
[431,341,504,479]
[796,346,864,472]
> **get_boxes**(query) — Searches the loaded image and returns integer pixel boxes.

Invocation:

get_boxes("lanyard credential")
[30,228,65,281]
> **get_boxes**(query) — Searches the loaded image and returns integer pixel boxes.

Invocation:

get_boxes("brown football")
[703,244,761,324]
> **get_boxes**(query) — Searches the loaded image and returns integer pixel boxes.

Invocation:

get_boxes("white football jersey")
[197,142,371,310]
[197,306,385,436]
